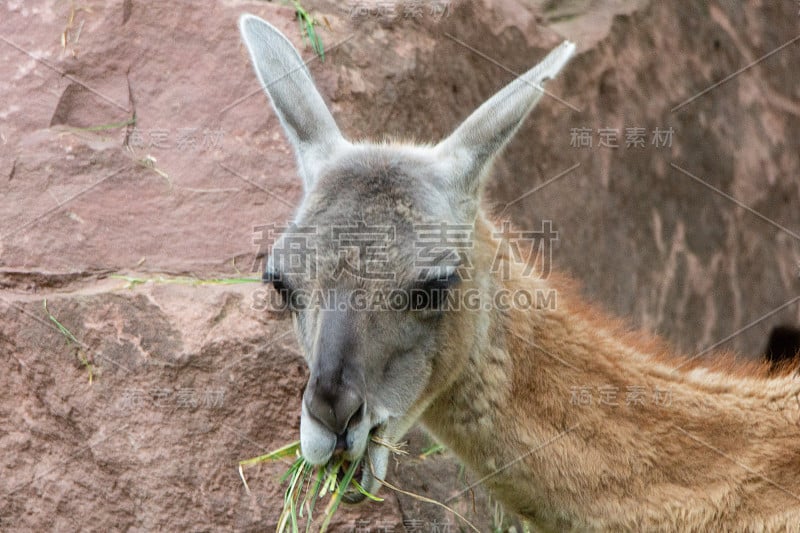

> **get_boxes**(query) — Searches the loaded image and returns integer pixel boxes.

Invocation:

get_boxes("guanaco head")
[239,13,574,502]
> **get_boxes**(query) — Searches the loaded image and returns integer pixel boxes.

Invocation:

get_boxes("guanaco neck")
[421,215,800,531]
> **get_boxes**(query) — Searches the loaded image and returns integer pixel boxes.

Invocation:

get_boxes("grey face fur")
[239,14,574,502]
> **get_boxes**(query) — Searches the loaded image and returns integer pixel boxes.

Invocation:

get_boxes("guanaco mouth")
[339,424,383,505]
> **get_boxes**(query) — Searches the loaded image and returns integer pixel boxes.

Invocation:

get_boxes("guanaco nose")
[305,380,364,435]
[304,306,365,435]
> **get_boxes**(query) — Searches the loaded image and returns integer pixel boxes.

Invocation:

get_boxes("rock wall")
[1,0,798,530]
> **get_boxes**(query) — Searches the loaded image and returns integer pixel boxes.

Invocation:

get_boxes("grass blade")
[350,478,384,502]
[319,458,359,533]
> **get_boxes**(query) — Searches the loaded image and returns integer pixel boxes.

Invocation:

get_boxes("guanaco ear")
[239,14,346,190]
[435,41,576,202]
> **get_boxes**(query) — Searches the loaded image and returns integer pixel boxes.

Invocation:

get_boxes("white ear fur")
[435,41,576,200]
[239,14,347,189]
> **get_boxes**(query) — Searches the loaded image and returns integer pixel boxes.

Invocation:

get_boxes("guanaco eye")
[410,271,460,311]
[263,270,292,305]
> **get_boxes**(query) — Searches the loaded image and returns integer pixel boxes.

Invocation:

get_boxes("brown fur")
[420,214,800,531]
